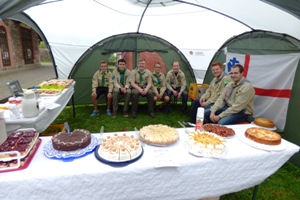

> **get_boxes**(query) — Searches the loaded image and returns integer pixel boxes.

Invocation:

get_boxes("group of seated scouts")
[91,58,188,119]
[186,61,255,125]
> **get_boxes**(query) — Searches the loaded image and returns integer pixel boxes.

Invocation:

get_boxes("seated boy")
[91,60,113,116]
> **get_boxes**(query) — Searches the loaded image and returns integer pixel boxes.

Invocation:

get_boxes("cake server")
[134,127,145,147]
[98,126,104,143]
[64,122,72,135]
[178,121,192,134]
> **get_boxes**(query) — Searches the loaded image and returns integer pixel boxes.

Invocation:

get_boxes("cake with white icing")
[99,133,142,161]
[187,131,227,156]
[139,124,179,145]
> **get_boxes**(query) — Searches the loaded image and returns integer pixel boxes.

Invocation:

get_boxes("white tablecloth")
[0,124,299,200]
[3,82,75,133]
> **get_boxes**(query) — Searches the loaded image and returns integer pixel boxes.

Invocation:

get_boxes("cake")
[98,133,142,161]
[0,129,38,157]
[139,124,179,145]
[254,118,275,128]
[203,124,235,137]
[187,131,227,156]
[51,129,91,151]
[245,127,281,145]
[0,129,39,169]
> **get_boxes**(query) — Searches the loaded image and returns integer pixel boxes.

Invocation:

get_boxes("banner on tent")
[226,52,300,130]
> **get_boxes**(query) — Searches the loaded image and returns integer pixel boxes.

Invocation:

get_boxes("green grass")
[51,102,188,133]
[49,103,300,200]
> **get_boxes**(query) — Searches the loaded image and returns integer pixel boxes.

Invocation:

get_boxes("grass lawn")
[48,103,300,200]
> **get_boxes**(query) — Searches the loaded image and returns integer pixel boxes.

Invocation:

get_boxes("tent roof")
[1,0,300,78]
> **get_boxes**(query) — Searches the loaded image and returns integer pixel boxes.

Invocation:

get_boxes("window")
[21,27,34,64]
[0,26,11,66]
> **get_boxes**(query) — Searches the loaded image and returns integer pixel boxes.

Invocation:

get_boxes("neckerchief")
[215,71,228,84]
[100,70,108,86]
[138,71,145,84]
[117,68,126,86]
[153,73,161,86]
[225,78,250,104]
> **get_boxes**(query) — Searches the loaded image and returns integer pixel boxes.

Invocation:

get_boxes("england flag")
[226,52,300,130]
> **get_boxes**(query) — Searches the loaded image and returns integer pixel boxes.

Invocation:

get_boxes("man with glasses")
[204,64,255,125]
[151,61,170,113]
[165,61,188,114]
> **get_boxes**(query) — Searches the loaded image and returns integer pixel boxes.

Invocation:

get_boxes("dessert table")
[3,82,75,134]
[0,124,299,200]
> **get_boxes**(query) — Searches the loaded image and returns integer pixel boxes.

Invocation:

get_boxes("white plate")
[237,133,287,151]
[43,135,98,158]
[185,142,227,159]
[251,122,277,131]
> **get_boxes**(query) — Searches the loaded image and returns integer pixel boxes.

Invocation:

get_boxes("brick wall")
[0,19,41,71]
[122,52,167,73]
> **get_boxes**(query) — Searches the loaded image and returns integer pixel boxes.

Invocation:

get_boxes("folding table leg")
[252,185,259,200]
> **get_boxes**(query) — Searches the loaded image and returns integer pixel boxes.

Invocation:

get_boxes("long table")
[3,82,75,133]
[0,124,299,200]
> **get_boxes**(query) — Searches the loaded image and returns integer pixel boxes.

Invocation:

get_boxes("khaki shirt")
[166,69,186,92]
[112,68,132,89]
[201,72,231,105]
[151,72,166,95]
[92,70,113,93]
[131,69,152,88]
[211,77,255,118]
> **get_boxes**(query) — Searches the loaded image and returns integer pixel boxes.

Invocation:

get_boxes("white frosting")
[187,131,227,156]
[99,133,142,161]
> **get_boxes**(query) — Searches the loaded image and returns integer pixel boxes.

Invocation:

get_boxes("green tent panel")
[204,30,300,167]
[69,32,196,105]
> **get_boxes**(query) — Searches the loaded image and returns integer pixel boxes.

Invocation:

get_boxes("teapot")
[21,90,40,118]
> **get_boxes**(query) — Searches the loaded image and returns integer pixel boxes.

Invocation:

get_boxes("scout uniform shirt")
[166,69,186,92]
[211,77,255,118]
[151,72,166,96]
[201,72,231,105]
[92,70,113,93]
[131,69,152,88]
[112,68,132,89]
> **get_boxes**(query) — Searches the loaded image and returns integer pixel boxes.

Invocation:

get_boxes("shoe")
[164,108,170,115]
[91,110,99,116]
[149,112,155,118]
[123,111,129,117]
[157,106,163,112]
[106,109,112,116]
[132,112,137,119]
[112,112,117,118]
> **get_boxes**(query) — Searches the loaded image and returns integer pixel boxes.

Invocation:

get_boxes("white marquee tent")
[2,0,300,80]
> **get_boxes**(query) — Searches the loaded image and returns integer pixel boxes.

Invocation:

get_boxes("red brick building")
[0,19,41,71]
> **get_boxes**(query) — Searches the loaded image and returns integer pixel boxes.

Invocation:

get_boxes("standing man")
[186,62,231,124]
[151,61,170,112]
[204,64,255,125]
[130,58,155,118]
[91,60,113,116]
[165,61,188,114]
[111,58,132,117]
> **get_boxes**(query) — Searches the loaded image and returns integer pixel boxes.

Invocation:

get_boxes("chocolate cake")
[51,129,91,151]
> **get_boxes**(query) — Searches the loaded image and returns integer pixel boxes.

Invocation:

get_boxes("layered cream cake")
[52,129,91,151]
[99,133,142,162]
[139,124,179,145]
[187,131,227,156]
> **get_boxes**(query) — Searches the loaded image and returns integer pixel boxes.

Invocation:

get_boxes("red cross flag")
[226,52,300,130]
